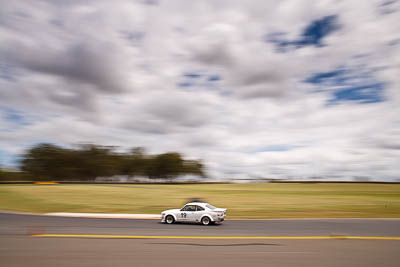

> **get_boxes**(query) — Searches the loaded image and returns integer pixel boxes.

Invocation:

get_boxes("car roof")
[185,202,209,207]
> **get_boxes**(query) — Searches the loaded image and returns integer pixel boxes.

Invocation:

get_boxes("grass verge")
[0,183,399,218]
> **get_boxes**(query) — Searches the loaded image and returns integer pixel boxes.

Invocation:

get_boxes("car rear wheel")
[165,215,175,224]
[201,216,211,226]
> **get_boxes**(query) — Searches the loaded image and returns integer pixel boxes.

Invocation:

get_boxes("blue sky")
[0,0,399,180]
[305,66,386,104]
[269,15,340,49]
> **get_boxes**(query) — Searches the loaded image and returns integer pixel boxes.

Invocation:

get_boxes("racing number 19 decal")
[181,213,187,218]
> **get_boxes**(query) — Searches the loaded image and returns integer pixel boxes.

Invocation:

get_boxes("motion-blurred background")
[1,3,400,267]
[1,0,400,183]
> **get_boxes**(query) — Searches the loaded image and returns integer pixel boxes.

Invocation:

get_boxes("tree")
[120,147,148,176]
[183,160,205,177]
[146,152,184,179]
[20,143,206,181]
[21,143,68,180]
[75,144,121,179]
[0,168,27,181]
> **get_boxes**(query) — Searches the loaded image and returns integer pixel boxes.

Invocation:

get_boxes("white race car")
[161,202,226,225]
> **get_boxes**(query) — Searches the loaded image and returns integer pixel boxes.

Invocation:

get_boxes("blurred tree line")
[17,143,205,181]
[0,168,28,181]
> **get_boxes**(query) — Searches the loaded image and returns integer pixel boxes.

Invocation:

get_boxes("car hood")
[162,209,180,214]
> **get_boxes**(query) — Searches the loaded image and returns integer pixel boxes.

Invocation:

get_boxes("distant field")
[0,183,399,218]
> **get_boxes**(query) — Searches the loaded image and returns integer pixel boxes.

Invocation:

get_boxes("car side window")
[196,206,205,211]
[188,205,196,211]
[182,205,196,211]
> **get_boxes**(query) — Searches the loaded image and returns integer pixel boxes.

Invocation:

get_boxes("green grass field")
[0,183,399,218]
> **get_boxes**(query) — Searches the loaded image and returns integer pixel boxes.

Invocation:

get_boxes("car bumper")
[215,217,225,222]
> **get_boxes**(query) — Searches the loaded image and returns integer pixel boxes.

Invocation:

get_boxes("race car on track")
[161,202,226,225]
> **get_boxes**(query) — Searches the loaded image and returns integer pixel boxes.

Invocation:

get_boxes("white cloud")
[0,0,399,180]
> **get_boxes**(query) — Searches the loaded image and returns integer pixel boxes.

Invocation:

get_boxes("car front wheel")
[165,215,175,224]
[201,216,211,226]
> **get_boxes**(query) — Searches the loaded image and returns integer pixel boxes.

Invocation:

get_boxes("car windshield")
[206,204,216,210]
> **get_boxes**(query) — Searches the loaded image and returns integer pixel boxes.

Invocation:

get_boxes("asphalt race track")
[1,212,399,267]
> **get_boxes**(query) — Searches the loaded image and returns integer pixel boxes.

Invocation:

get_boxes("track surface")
[1,212,400,267]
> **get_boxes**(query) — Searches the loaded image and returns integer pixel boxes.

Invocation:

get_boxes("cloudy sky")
[1,0,399,180]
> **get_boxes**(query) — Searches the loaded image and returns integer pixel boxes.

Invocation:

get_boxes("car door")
[193,205,205,222]
[179,205,196,222]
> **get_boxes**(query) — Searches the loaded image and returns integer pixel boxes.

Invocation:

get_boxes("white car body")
[161,202,226,225]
